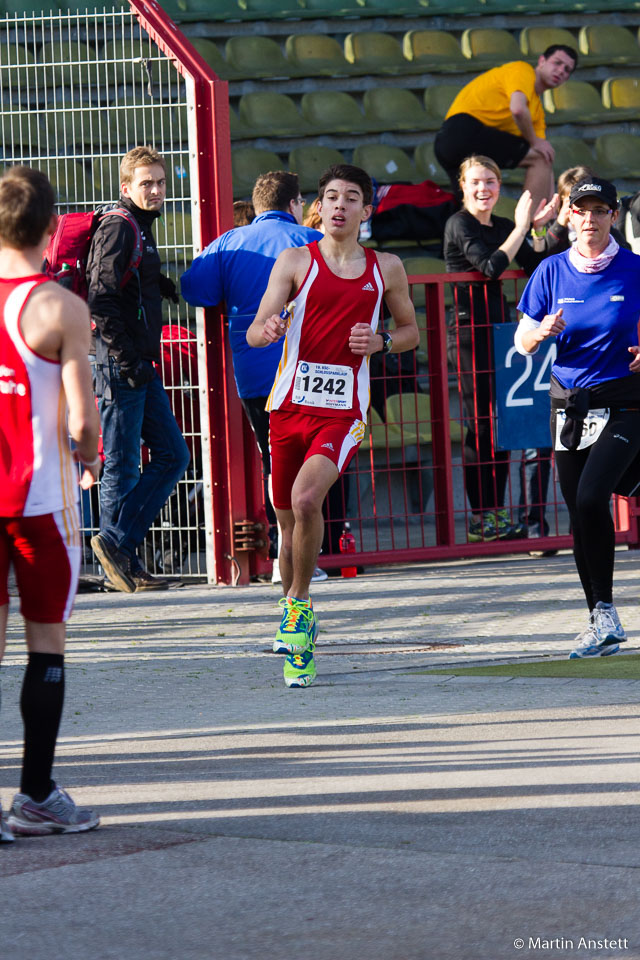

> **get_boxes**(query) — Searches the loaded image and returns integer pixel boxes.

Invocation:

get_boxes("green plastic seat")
[121,106,178,150]
[385,392,432,446]
[601,77,640,122]
[37,41,97,87]
[288,145,345,193]
[595,133,640,180]
[101,40,142,85]
[364,0,430,12]
[229,105,254,140]
[300,0,365,13]
[165,154,192,201]
[548,135,595,176]
[344,31,408,77]
[519,26,577,61]
[402,30,466,74]
[362,88,429,133]
[461,28,521,66]
[236,0,304,16]
[0,112,41,157]
[352,144,416,184]
[232,147,284,198]
[0,41,36,88]
[189,38,240,81]
[225,35,295,80]
[92,156,120,202]
[301,91,366,134]
[414,142,450,186]
[238,92,307,138]
[578,25,640,66]
[543,81,609,125]
[284,33,353,77]
[44,108,113,150]
[47,160,89,204]
[423,84,464,125]
[159,207,193,251]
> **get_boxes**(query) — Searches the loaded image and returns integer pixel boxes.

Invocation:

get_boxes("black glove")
[122,360,155,389]
[159,274,179,304]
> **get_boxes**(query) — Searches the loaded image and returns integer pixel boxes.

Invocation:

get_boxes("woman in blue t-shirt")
[516,176,640,659]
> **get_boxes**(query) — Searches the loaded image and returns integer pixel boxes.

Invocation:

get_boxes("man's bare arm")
[349,253,419,357]
[58,290,101,483]
[246,248,308,348]
[510,91,554,163]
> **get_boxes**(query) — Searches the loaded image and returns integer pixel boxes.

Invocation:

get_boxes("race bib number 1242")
[292,360,354,411]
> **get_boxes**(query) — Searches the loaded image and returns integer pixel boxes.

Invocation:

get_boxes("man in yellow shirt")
[434,45,577,211]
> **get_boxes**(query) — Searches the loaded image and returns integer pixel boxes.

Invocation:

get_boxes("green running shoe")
[273,596,317,654]
[283,648,317,688]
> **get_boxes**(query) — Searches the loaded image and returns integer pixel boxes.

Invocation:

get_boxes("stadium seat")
[0,41,36,86]
[225,35,295,80]
[236,0,304,16]
[288,145,345,193]
[519,26,577,61]
[352,144,416,184]
[493,195,516,220]
[159,207,193,251]
[414,142,450,186]
[189,38,240,81]
[44,108,113,150]
[543,81,609,125]
[300,0,365,14]
[166,154,191,201]
[362,88,429,133]
[423,84,464,125]
[344,31,408,76]
[229,105,254,140]
[601,77,640,121]
[461,28,521,66]
[232,147,284,198]
[284,33,353,77]
[101,40,140,85]
[364,0,430,11]
[578,25,640,66]
[0,112,41,156]
[359,405,394,454]
[121,105,177,149]
[386,393,432,445]
[594,133,640,180]
[548,135,595,176]
[38,41,96,86]
[402,30,466,74]
[92,156,120,202]
[238,92,308,137]
[48,160,89,203]
[301,91,366,134]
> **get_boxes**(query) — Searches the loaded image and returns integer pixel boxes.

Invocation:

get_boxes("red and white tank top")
[267,241,384,420]
[0,276,77,517]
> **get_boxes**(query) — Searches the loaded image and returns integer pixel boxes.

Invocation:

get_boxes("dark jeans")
[95,357,190,564]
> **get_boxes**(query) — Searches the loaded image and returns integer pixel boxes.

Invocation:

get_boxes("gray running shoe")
[592,601,626,644]
[569,610,622,659]
[8,784,100,836]
[0,805,14,843]
[91,533,136,593]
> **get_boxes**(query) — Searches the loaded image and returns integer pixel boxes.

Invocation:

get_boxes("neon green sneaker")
[283,648,317,688]
[273,597,317,654]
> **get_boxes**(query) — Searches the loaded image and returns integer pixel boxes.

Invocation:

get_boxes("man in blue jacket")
[181,171,323,579]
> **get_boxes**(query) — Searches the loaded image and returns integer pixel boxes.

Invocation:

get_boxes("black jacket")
[87,197,163,368]
[443,209,544,326]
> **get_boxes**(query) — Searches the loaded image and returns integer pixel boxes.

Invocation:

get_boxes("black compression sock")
[20,652,65,803]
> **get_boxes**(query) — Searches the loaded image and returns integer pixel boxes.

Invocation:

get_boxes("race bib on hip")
[292,360,354,411]
[554,408,610,451]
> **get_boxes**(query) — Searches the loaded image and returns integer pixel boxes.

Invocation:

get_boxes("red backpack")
[43,206,143,300]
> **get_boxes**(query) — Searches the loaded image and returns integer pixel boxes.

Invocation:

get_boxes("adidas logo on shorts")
[321,442,335,451]
[362,282,375,292]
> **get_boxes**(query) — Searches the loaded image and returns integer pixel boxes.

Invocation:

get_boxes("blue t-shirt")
[517,248,640,389]
[180,211,322,399]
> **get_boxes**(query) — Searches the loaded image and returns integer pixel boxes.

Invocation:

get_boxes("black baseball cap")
[569,176,618,210]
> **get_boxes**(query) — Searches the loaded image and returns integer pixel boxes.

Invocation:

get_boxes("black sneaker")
[90,534,136,593]
[131,567,170,592]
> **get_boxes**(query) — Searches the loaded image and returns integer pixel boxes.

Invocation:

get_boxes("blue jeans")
[95,358,190,564]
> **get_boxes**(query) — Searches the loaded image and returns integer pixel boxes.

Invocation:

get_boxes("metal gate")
[0,0,236,583]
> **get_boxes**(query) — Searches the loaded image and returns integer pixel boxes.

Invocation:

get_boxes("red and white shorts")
[269,409,366,511]
[0,507,81,623]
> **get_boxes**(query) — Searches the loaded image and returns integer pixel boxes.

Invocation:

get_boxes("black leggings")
[554,409,640,609]
[449,326,509,514]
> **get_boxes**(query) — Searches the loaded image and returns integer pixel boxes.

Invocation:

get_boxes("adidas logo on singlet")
[362,282,375,292]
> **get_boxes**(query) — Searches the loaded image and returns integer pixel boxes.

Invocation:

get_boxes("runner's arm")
[59,292,101,483]
[246,248,303,347]
[350,254,419,357]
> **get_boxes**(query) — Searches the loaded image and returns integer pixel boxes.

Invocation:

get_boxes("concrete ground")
[1,551,640,960]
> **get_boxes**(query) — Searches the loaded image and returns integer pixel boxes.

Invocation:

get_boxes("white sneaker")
[9,784,100,836]
[311,566,328,583]
[592,601,626,644]
[569,607,623,659]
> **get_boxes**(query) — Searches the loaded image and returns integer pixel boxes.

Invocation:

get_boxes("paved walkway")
[2,551,640,960]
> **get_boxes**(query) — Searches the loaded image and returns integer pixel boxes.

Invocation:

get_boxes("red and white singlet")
[0,276,78,517]
[266,241,384,421]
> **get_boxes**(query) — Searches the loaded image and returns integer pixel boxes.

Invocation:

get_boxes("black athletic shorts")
[240,396,270,475]
[435,113,530,179]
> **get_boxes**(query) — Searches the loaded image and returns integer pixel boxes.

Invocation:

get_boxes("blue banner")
[493,322,556,451]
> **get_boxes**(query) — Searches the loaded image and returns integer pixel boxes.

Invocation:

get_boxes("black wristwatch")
[380,331,393,354]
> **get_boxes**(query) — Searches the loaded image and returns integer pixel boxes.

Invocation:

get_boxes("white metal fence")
[0,6,206,580]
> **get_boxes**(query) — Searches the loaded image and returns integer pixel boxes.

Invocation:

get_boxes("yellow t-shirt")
[445,61,545,139]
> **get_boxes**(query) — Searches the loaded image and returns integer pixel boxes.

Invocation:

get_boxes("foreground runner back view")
[247,163,419,688]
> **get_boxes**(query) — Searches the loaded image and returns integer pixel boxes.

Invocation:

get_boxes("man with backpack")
[87,146,190,592]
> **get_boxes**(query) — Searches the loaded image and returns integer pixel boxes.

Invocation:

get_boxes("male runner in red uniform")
[0,166,101,839]
[247,164,419,688]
